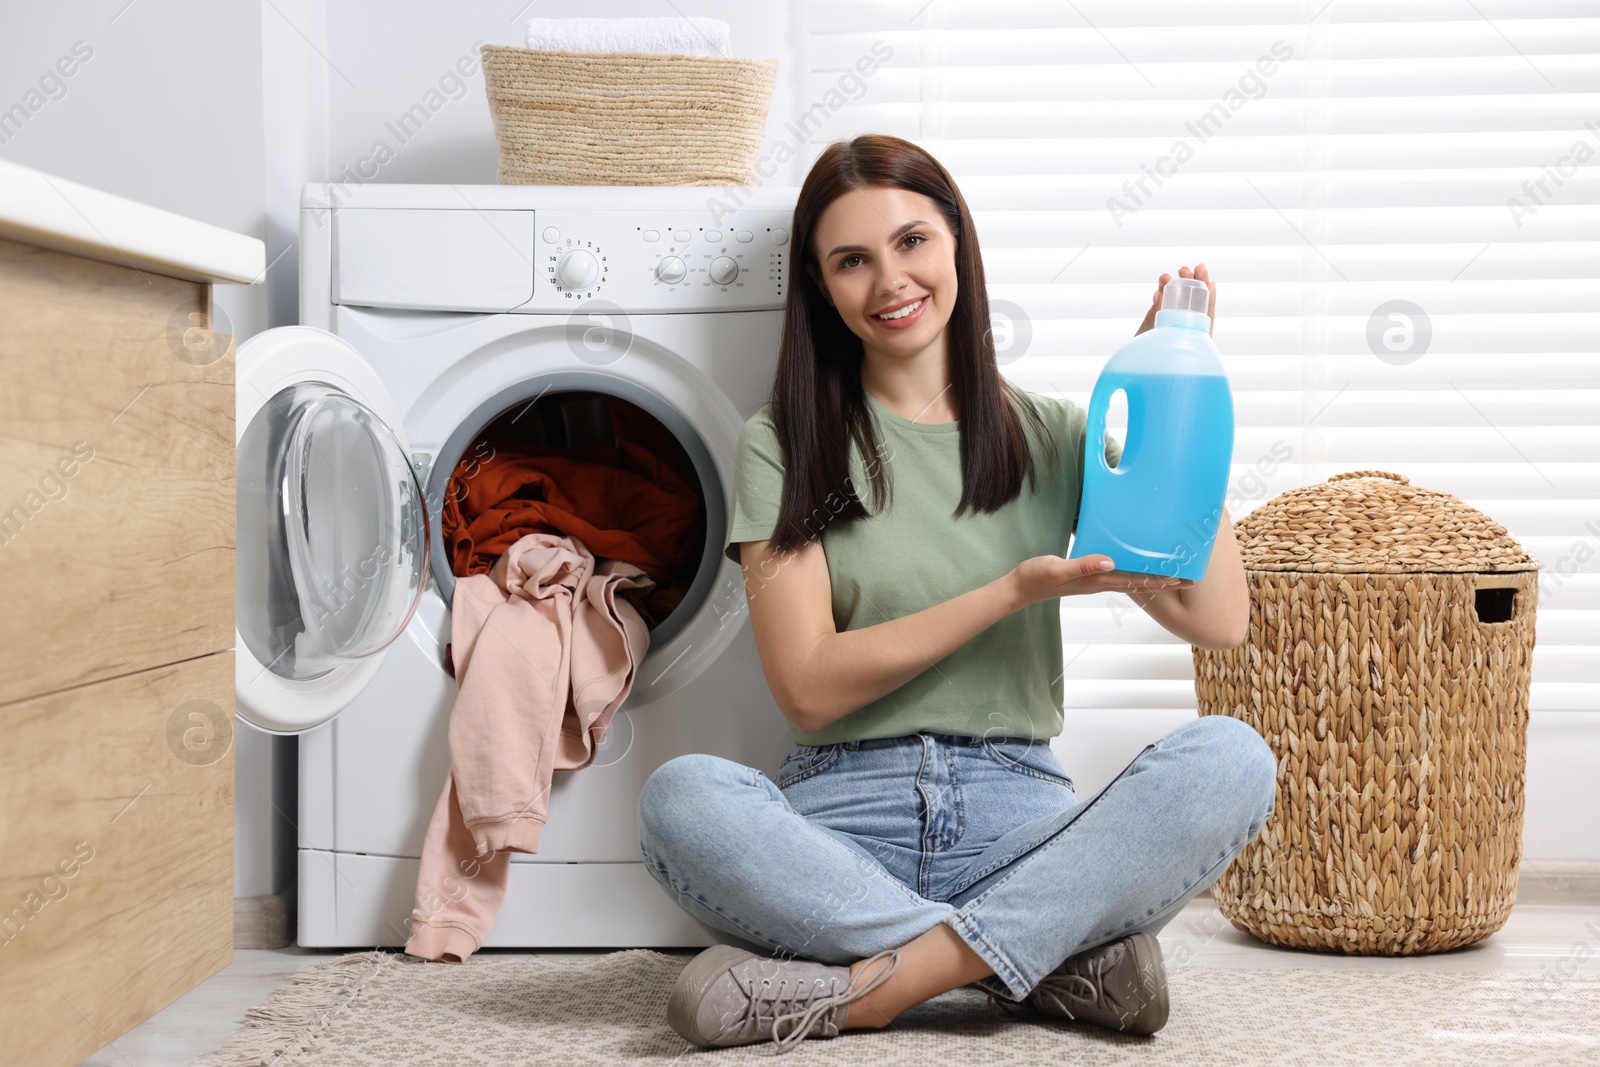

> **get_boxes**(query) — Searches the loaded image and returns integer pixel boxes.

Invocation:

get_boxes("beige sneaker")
[984,932,1169,1035]
[667,943,900,1051]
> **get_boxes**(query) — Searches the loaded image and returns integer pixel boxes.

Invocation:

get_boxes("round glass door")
[238,380,429,682]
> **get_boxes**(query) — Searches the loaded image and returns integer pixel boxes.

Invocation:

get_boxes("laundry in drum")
[441,390,706,630]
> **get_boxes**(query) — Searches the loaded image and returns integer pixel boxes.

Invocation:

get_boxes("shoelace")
[765,947,902,1052]
[710,971,822,1047]
[706,953,870,1049]
[984,958,1103,1021]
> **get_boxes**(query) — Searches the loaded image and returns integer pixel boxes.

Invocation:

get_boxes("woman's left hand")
[1135,262,1216,336]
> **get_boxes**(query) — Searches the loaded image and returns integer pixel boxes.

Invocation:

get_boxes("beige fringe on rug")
[193,952,396,1067]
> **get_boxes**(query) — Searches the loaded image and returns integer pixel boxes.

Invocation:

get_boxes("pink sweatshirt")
[404,532,654,963]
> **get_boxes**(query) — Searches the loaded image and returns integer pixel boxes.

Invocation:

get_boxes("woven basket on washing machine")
[1193,470,1542,955]
[480,44,779,186]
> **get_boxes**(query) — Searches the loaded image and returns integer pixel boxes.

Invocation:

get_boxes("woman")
[636,134,1277,1053]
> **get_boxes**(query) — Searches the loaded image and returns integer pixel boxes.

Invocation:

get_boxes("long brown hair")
[763,133,1059,556]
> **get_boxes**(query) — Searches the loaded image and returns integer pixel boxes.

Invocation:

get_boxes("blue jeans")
[636,715,1277,1003]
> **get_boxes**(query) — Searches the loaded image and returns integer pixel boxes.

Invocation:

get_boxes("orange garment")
[439,396,703,630]
[404,531,654,964]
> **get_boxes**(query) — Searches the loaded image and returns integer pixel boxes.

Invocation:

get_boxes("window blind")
[803,0,1600,718]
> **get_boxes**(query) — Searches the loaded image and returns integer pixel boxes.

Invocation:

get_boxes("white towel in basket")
[524,16,732,57]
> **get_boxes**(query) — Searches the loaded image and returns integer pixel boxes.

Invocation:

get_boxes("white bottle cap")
[1161,277,1210,316]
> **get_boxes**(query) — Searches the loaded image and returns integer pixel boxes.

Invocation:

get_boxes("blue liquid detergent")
[1071,277,1235,582]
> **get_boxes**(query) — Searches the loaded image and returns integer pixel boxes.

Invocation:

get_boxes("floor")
[76,887,1600,1066]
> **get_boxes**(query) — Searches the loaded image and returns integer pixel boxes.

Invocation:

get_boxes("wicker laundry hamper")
[480,44,778,186]
[1192,470,1541,955]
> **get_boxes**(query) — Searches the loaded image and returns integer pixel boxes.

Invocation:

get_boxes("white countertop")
[0,158,264,285]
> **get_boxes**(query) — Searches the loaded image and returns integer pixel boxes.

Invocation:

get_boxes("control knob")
[655,256,687,284]
[556,248,600,290]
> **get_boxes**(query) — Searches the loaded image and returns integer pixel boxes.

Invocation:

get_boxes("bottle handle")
[1085,375,1122,477]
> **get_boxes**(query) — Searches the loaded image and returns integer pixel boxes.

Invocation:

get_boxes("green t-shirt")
[722,385,1123,746]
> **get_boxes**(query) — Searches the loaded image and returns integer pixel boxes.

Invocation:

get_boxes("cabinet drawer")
[0,649,234,1067]
[0,237,234,705]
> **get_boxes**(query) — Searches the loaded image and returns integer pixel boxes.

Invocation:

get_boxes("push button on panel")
[770,227,789,246]
[642,229,660,241]
[541,226,560,244]
[705,230,722,242]
[735,230,753,243]
[673,229,691,243]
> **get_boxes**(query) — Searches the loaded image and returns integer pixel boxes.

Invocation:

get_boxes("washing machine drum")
[423,376,723,651]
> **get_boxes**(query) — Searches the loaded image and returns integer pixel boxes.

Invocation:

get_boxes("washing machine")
[232,182,799,949]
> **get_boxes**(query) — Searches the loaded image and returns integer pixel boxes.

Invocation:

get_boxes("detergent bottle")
[1070,276,1235,582]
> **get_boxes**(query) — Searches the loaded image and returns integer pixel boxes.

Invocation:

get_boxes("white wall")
[5,1,1592,906]
[0,1,270,336]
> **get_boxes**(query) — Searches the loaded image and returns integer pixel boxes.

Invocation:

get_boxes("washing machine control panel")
[326,200,793,315]
[534,208,788,313]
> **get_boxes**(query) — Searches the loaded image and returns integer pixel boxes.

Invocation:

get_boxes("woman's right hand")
[1009,553,1194,608]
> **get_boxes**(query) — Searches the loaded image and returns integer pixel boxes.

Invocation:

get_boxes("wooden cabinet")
[0,233,242,1066]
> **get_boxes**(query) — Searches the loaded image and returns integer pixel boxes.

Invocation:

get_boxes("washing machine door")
[234,326,429,734]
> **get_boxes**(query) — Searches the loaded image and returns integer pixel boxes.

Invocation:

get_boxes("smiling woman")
[637,133,1273,1054]
[768,140,1053,545]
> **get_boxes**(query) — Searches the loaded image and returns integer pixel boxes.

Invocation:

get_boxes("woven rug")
[192,948,1600,1066]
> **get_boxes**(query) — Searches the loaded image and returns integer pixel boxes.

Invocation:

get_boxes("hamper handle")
[1328,470,1409,485]
[1472,572,1525,625]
